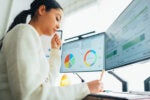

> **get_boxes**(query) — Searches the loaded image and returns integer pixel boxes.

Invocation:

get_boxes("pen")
[103,90,112,93]
[100,70,105,81]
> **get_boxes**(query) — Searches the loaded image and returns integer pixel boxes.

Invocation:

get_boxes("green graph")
[122,34,145,50]
[106,50,117,59]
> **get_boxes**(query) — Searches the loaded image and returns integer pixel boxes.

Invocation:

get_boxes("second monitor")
[60,32,105,73]
[105,0,150,70]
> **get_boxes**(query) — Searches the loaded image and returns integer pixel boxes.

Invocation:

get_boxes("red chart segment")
[64,54,75,68]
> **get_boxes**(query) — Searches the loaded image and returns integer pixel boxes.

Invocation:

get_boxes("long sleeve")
[48,49,61,85]
[29,83,90,100]
[2,24,90,100]
[3,25,47,100]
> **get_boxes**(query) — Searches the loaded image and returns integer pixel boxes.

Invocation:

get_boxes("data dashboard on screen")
[105,0,150,70]
[60,33,105,73]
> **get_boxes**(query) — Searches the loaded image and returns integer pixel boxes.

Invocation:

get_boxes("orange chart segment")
[64,54,75,68]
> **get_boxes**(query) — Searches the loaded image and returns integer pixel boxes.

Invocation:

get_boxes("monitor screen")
[105,0,150,70]
[60,33,105,73]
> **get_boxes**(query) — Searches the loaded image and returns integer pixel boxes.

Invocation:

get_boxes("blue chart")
[84,50,97,67]
[64,54,75,68]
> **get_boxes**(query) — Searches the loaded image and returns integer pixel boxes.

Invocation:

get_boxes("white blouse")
[0,24,90,100]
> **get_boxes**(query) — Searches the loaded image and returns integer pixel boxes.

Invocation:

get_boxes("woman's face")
[39,8,63,36]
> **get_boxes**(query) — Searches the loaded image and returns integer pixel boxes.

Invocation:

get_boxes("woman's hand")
[87,80,103,93]
[51,33,61,49]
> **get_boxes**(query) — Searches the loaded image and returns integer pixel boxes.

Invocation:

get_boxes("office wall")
[0,0,33,39]
[0,0,13,38]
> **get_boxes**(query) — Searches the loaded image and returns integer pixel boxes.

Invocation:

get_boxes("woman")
[0,0,103,100]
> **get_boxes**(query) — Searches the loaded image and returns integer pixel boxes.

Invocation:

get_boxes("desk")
[83,92,150,100]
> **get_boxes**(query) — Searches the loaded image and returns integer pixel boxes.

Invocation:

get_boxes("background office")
[0,0,150,92]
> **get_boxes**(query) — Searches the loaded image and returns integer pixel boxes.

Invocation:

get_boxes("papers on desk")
[86,91,150,100]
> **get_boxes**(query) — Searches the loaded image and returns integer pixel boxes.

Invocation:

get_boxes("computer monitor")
[105,0,150,70]
[60,32,105,73]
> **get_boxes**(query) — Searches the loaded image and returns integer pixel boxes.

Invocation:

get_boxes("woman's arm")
[3,25,90,100]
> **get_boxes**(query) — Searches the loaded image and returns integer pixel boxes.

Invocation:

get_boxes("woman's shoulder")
[5,24,40,43]
[11,24,33,32]
[8,24,39,37]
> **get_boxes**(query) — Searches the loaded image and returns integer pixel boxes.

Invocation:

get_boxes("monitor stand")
[144,76,150,91]
[108,71,128,92]
[73,73,85,83]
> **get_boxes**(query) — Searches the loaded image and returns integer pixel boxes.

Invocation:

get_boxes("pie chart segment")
[64,54,75,68]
